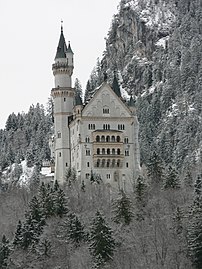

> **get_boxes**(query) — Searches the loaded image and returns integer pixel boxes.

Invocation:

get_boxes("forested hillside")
[85,0,202,174]
[0,0,202,268]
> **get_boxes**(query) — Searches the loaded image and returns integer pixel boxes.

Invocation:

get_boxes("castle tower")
[51,25,74,184]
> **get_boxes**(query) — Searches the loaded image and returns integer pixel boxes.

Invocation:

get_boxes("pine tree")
[13,220,23,247]
[113,190,133,225]
[134,175,148,221]
[173,206,184,235]
[66,213,85,247]
[89,211,115,267]
[188,174,202,269]
[164,165,180,189]
[54,189,68,218]
[0,235,10,269]
[147,151,165,184]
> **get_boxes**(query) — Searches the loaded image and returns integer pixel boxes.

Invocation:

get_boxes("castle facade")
[50,26,141,189]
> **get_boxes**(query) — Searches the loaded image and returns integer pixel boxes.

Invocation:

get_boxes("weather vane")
[61,19,63,31]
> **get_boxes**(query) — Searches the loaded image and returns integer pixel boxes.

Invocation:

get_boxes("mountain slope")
[85,0,202,174]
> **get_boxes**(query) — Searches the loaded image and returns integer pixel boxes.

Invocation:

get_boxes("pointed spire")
[55,23,67,60]
[128,96,135,107]
[66,41,74,54]
[112,72,121,97]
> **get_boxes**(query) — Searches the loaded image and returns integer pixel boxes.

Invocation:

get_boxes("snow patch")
[156,36,169,49]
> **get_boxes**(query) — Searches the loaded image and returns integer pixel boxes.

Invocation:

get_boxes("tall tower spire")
[51,25,75,184]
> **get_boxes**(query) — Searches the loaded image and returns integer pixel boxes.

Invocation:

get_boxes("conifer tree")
[66,213,85,247]
[54,189,68,218]
[188,174,202,269]
[164,165,180,189]
[147,151,165,184]
[0,235,10,269]
[134,175,148,221]
[113,190,133,225]
[89,211,115,267]
[13,220,23,247]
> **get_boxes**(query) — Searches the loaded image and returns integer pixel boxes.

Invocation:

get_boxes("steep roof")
[55,26,67,59]
[66,42,73,54]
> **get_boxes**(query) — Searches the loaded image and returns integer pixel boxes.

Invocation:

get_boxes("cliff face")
[86,0,202,173]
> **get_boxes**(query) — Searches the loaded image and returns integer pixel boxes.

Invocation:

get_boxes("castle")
[49,26,141,189]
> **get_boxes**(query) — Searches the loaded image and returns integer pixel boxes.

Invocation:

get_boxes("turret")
[51,24,75,184]
[52,25,74,88]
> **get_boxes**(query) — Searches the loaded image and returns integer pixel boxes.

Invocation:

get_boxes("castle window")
[117,136,120,142]
[58,132,61,138]
[112,148,115,155]
[96,135,100,142]
[106,174,111,179]
[106,136,110,142]
[103,107,110,114]
[97,159,100,167]
[102,159,105,167]
[117,149,121,155]
[112,159,115,167]
[101,136,105,142]
[125,150,129,156]
[85,137,90,143]
[126,162,129,168]
[118,124,125,130]
[103,124,110,130]
[102,148,105,155]
[107,148,110,155]
[97,148,100,155]
[86,150,90,156]
[64,98,66,102]
[87,162,90,167]
[88,124,95,130]
[124,137,129,144]
[66,163,68,167]
[117,160,120,167]
[86,173,90,179]
[59,152,61,157]
[111,136,115,142]
[107,159,110,167]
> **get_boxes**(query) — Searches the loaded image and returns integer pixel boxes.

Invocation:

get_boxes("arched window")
[112,159,115,167]
[101,136,105,142]
[107,148,110,155]
[117,136,120,142]
[112,148,115,155]
[107,159,110,167]
[106,136,110,142]
[102,159,105,167]
[111,136,115,142]
[102,148,105,155]
[108,124,110,130]
[117,159,120,167]
[96,135,100,142]
[97,159,100,167]
[97,148,100,155]
[117,149,120,155]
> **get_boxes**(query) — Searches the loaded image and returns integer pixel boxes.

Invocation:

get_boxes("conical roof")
[55,26,67,59]
[66,42,74,54]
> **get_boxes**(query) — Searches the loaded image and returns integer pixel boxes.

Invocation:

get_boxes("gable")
[82,83,132,118]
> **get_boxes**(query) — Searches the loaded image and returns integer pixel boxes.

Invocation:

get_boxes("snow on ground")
[156,36,169,49]
[18,160,34,185]
[121,0,175,32]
